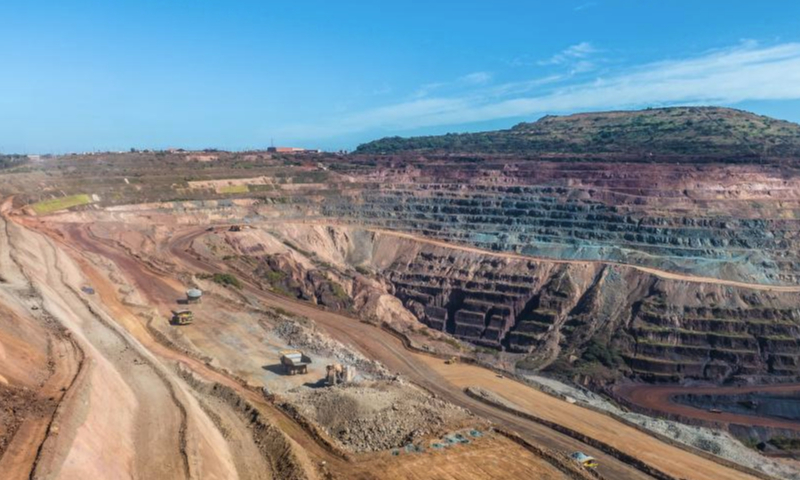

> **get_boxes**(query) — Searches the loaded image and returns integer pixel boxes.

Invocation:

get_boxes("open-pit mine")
[3,106,800,480]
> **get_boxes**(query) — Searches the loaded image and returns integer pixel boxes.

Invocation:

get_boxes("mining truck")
[570,452,598,469]
[280,350,312,375]
[172,310,194,325]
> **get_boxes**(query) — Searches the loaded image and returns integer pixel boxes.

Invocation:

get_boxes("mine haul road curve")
[616,383,800,429]
[160,225,765,480]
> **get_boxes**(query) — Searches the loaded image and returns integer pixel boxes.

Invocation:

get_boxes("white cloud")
[276,42,800,140]
[410,82,446,99]
[539,42,597,66]
[574,2,598,11]
[459,71,493,85]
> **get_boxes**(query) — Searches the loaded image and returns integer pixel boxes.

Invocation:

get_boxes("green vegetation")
[330,281,348,300]
[0,154,28,170]
[440,336,462,350]
[219,184,249,194]
[580,338,624,369]
[281,239,312,257]
[769,437,800,451]
[355,265,372,275]
[210,272,243,289]
[263,270,286,284]
[30,194,92,214]
[475,346,499,356]
[355,107,800,159]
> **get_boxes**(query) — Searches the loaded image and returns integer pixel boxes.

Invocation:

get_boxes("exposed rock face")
[272,224,800,384]
[320,164,800,286]
[386,242,800,382]
[254,253,352,310]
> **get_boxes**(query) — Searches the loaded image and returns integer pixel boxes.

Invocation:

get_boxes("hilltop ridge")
[355,106,800,158]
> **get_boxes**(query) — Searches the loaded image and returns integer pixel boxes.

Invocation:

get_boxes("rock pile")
[285,380,473,452]
[274,318,390,379]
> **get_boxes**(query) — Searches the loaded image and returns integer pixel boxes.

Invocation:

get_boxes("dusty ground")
[160,221,769,480]
[284,380,474,452]
[360,431,572,480]
[2,200,790,480]
[528,374,800,479]
[416,354,762,480]
[0,211,571,480]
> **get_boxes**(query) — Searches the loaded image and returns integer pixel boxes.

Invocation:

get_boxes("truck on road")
[280,350,312,375]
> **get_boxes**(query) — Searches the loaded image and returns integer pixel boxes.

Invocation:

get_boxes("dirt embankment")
[177,366,315,480]
[0,210,85,480]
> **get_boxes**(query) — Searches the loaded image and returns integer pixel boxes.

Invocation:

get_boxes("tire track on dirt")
[0,212,85,480]
[7,217,194,479]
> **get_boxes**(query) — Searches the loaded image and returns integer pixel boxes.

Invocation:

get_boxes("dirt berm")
[177,366,313,480]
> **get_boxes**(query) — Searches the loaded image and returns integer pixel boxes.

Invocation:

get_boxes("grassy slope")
[355,106,800,157]
[30,194,92,214]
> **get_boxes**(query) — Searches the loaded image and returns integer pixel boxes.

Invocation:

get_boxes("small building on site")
[266,146,322,154]
[186,288,203,304]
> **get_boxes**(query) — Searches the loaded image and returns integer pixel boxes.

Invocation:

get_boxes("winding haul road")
[157,224,764,480]
[616,383,800,429]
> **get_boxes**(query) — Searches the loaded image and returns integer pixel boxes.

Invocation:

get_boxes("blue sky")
[2,1,800,153]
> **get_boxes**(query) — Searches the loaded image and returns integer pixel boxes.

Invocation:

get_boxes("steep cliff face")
[271,224,800,384]
[319,160,800,286]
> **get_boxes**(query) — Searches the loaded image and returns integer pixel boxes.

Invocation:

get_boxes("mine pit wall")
[46,198,800,385]
[330,229,800,384]
[60,158,800,288]
[318,183,800,286]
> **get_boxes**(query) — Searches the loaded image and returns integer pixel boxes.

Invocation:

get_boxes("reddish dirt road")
[616,383,800,430]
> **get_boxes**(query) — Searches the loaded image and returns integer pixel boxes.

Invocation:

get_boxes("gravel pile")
[273,318,390,379]
[524,374,800,480]
[285,380,473,452]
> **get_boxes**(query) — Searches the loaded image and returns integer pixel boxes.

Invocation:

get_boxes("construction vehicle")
[280,350,312,375]
[172,310,194,325]
[445,356,458,365]
[570,452,598,469]
[325,363,355,386]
